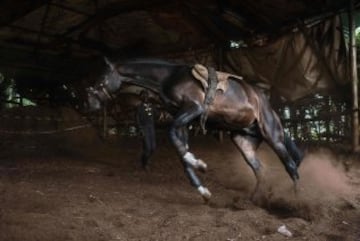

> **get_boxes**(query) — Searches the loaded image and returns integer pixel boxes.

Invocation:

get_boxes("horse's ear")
[104,57,115,71]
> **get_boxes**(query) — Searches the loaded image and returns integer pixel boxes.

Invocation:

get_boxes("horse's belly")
[209,103,256,127]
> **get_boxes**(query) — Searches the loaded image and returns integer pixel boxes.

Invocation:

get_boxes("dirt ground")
[0,125,359,241]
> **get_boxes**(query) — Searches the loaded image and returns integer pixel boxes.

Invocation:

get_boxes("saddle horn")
[104,56,115,71]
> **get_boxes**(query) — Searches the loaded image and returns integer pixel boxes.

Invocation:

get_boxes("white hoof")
[198,186,212,202]
[197,159,207,171]
[183,152,208,170]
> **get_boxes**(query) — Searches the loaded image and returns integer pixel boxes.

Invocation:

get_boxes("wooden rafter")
[49,2,91,16]
[0,0,50,27]
[220,1,271,32]
[180,2,228,44]
[3,32,113,56]
[35,2,51,55]
[61,0,174,38]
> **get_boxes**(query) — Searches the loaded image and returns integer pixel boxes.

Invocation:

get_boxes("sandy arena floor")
[0,127,359,241]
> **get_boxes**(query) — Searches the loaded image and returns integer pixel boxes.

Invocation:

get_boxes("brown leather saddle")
[191,64,243,94]
[191,64,244,133]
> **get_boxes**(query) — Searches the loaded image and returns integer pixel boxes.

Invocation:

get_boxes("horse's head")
[86,57,125,112]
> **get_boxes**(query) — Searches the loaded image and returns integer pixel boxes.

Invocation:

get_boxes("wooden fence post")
[349,0,359,151]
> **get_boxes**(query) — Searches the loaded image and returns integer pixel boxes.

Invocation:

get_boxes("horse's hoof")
[203,195,211,204]
[197,159,207,172]
[198,186,212,203]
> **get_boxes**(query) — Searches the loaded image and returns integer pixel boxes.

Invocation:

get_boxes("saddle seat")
[191,64,244,93]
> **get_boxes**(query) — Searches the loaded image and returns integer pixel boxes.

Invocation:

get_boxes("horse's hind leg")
[284,135,304,167]
[231,133,262,200]
[169,102,211,201]
[268,139,300,195]
[259,107,300,190]
[270,140,299,181]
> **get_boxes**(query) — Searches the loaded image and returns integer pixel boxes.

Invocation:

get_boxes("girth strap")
[200,67,218,134]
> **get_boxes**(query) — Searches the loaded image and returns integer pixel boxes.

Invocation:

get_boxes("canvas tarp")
[222,16,349,101]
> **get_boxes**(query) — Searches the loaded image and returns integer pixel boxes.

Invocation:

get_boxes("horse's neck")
[123,77,160,94]
[121,63,181,92]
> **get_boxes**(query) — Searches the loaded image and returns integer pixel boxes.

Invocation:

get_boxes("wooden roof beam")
[49,2,92,16]
[0,0,50,28]
[5,24,115,56]
[220,1,274,34]
[61,0,174,38]
[180,2,229,44]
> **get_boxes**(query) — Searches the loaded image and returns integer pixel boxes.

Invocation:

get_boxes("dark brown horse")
[86,58,303,202]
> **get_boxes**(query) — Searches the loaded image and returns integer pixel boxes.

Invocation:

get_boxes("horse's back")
[121,58,188,68]
[161,65,205,105]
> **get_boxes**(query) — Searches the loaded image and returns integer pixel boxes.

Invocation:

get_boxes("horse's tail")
[284,135,304,167]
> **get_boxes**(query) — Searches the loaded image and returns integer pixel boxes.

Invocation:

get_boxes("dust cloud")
[258,146,355,220]
[206,141,356,221]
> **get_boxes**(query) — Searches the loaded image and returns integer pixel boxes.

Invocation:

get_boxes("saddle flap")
[191,64,209,90]
[191,64,244,93]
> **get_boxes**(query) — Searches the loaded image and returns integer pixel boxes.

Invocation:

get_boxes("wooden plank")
[0,0,50,27]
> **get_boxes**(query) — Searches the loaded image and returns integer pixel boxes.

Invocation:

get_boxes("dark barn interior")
[0,1,360,241]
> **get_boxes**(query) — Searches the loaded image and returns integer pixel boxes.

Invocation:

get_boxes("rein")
[119,72,161,94]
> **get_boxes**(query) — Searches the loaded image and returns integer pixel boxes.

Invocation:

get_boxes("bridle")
[87,67,119,102]
[87,61,158,103]
[87,81,115,102]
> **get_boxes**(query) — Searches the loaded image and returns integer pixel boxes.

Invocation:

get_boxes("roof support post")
[349,0,359,151]
[103,103,108,139]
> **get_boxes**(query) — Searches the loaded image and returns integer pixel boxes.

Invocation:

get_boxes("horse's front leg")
[169,102,211,202]
[178,126,206,172]
[171,104,208,171]
[177,127,189,151]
